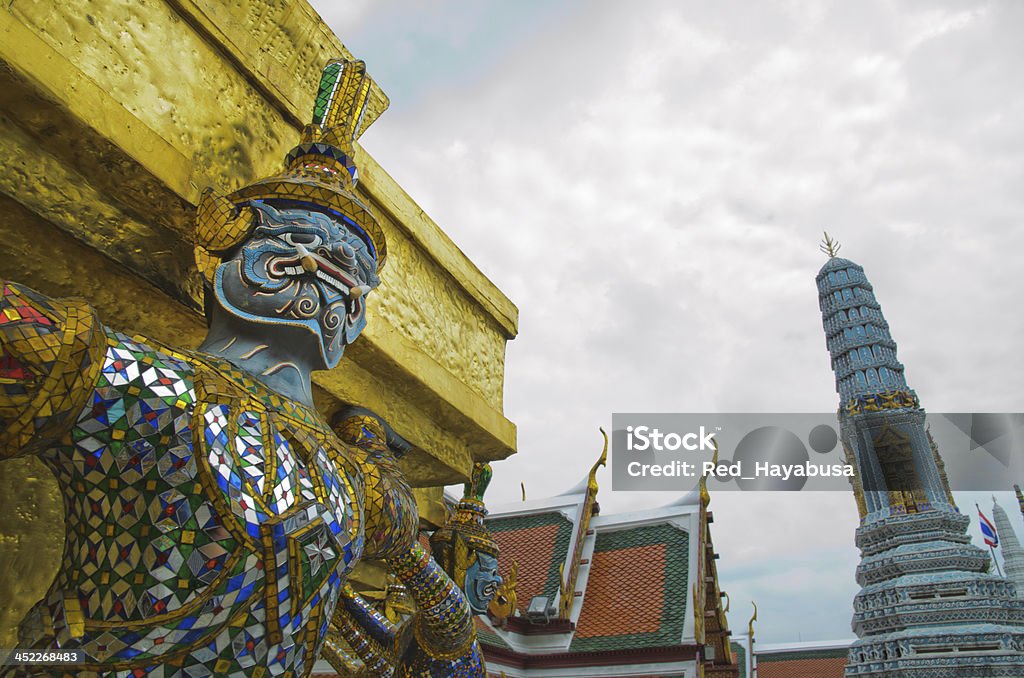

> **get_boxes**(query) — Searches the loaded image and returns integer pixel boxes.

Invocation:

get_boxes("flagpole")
[990,544,1004,577]
[978,503,1004,577]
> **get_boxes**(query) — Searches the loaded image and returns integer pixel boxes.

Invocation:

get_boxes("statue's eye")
[281,232,323,248]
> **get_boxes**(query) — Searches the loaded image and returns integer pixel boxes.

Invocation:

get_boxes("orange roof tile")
[575,542,667,638]
[758,657,847,678]
[569,523,690,653]
[492,522,563,615]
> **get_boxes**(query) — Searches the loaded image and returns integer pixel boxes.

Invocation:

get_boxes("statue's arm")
[392,543,486,677]
[332,409,486,675]
[0,282,106,458]
[333,408,420,560]
[324,561,485,677]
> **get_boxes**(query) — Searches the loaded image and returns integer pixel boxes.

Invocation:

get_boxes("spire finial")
[699,437,719,506]
[464,462,493,501]
[587,428,609,493]
[820,231,842,258]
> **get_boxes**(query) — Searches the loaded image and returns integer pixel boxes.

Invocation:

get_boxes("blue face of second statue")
[214,202,380,370]
[465,552,502,614]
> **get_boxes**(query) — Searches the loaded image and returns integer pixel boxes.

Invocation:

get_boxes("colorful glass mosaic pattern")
[334,414,418,563]
[1,283,378,675]
[0,283,106,457]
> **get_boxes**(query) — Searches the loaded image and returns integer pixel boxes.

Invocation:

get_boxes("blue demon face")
[214,202,380,370]
[465,552,502,615]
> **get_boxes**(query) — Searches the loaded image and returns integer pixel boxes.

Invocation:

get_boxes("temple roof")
[457,432,738,675]
[754,639,852,678]
[478,480,736,675]
[474,616,511,651]
[569,522,689,652]
[731,642,747,678]
[488,510,574,618]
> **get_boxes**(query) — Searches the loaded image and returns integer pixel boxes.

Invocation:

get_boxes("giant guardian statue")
[0,59,489,677]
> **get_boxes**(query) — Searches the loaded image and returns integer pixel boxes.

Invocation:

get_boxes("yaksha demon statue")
[429,464,502,617]
[0,60,486,676]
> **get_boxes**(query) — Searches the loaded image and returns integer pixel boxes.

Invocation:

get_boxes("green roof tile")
[569,523,689,653]
[732,641,747,678]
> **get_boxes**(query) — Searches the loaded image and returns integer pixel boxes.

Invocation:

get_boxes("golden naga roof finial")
[748,601,758,640]
[557,430,609,620]
[819,231,842,258]
[723,591,730,613]
[588,428,609,493]
[521,481,526,502]
[699,438,719,506]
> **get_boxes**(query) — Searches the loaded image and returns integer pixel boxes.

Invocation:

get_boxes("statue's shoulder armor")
[69,333,365,638]
[0,282,107,457]
[91,329,197,408]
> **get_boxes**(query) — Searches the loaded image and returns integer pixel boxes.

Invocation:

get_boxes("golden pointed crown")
[194,59,388,285]
[430,463,500,572]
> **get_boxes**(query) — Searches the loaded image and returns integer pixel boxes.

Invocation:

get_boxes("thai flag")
[979,509,999,548]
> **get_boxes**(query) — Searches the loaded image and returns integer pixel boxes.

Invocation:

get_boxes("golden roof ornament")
[195,59,388,286]
[488,560,518,625]
[819,231,842,258]
[588,428,609,493]
[699,438,719,506]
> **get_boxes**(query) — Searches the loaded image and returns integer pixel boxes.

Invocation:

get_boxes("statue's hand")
[0,286,60,419]
[0,282,105,458]
[332,408,420,560]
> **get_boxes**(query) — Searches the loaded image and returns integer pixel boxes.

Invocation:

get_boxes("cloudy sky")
[308,0,1024,644]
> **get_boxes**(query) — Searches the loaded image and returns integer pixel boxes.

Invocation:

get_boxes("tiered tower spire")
[992,498,1024,598]
[816,242,1024,676]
